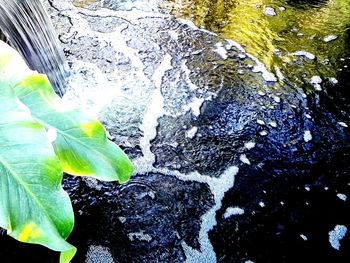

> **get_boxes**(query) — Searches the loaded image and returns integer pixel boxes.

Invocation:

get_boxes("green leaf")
[14,72,133,183]
[0,39,132,262]
[60,247,77,263]
[0,82,75,261]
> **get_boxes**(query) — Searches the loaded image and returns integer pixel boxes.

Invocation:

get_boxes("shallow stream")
[169,0,350,90]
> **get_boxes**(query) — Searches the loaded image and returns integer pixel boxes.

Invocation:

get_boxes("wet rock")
[65,173,214,262]
[64,35,118,74]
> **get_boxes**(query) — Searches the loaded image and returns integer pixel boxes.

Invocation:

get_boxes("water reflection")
[170,0,350,87]
[286,0,328,8]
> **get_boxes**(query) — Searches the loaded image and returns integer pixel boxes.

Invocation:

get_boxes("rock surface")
[1,0,349,262]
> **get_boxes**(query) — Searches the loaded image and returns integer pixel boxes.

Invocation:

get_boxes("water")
[0,0,68,96]
[170,0,350,90]
[1,0,349,262]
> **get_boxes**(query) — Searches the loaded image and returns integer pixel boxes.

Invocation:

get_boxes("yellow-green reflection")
[171,0,350,81]
[72,0,98,8]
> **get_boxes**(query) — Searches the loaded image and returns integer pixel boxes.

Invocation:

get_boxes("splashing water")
[0,0,68,96]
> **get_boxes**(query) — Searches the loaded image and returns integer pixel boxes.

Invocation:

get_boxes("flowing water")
[0,0,349,262]
[0,0,68,96]
[169,0,350,90]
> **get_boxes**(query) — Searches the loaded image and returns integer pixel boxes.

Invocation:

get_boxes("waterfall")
[0,0,67,96]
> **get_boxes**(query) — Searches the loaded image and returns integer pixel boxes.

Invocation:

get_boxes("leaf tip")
[60,246,77,263]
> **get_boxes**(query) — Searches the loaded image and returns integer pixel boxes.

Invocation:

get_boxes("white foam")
[148,191,156,199]
[138,54,173,167]
[259,130,268,136]
[186,127,198,139]
[240,154,251,165]
[213,42,228,60]
[181,60,212,117]
[152,54,173,88]
[168,30,178,41]
[225,40,277,83]
[310,75,322,84]
[180,166,239,263]
[300,234,308,241]
[303,130,312,142]
[274,66,285,81]
[324,35,338,43]
[329,225,347,250]
[305,114,312,119]
[244,141,256,150]
[181,60,199,91]
[184,97,205,117]
[269,121,277,128]
[64,60,121,117]
[338,122,348,128]
[337,193,347,201]
[128,231,153,242]
[223,207,245,219]
[273,96,281,103]
[253,63,277,82]
[59,3,156,126]
[257,119,266,125]
[86,245,115,263]
[292,51,316,60]
[330,77,338,85]
[310,75,322,91]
